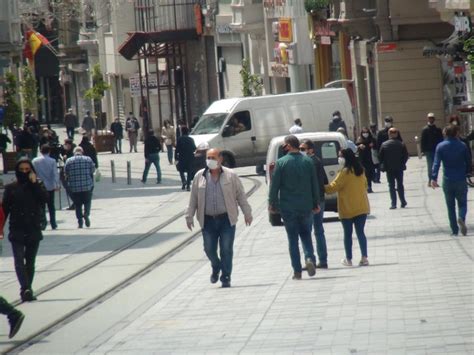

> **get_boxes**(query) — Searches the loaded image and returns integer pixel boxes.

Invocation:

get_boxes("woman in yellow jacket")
[325,148,370,267]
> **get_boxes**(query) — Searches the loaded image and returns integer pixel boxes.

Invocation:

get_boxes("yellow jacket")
[325,168,370,219]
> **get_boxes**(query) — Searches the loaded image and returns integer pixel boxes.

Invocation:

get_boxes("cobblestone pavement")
[83,157,473,355]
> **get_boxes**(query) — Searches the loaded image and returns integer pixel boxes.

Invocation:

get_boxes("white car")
[266,132,348,226]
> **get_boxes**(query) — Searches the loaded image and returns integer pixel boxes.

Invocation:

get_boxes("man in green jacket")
[269,135,320,280]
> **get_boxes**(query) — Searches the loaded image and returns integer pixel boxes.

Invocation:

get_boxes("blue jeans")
[202,215,236,280]
[442,179,468,235]
[142,153,162,182]
[425,151,434,181]
[340,214,368,260]
[313,201,327,264]
[166,145,173,164]
[281,210,315,273]
[114,137,122,153]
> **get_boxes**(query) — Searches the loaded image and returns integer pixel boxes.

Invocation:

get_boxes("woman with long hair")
[356,127,376,193]
[325,149,370,267]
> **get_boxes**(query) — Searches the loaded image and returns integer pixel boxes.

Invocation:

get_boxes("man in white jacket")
[186,149,252,288]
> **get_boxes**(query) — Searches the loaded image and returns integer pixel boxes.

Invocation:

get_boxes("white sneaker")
[341,258,353,267]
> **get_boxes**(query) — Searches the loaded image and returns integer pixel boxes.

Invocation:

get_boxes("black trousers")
[11,239,40,293]
[71,190,92,223]
[179,168,193,187]
[66,127,75,140]
[0,296,15,316]
[386,170,407,206]
[46,190,56,227]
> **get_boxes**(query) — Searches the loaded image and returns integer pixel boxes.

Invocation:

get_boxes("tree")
[84,63,110,127]
[20,65,39,116]
[239,59,263,97]
[3,72,22,131]
[463,36,474,71]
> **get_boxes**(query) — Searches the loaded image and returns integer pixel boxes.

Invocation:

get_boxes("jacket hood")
[15,158,36,174]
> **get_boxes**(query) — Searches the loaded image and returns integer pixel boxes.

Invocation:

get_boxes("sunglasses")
[299,147,307,151]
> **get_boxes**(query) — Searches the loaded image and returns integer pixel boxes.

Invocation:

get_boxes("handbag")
[94,169,102,182]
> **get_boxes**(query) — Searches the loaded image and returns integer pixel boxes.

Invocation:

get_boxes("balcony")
[230,0,265,33]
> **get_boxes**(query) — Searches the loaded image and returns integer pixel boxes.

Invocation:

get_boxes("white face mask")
[452,121,458,126]
[206,159,219,170]
[362,133,369,138]
[385,122,392,128]
[338,157,345,166]
[300,151,307,156]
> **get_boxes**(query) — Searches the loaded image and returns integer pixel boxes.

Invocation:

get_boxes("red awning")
[119,30,199,60]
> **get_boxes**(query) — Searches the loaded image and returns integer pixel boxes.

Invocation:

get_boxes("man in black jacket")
[110,117,123,154]
[175,126,196,191]
[328,111,347,132]
[141,130,162,184]
[379,128,409,209]
[420,112,443,186]
[3,159,48,302]
[300,139,329,268]
[376,116,403,151]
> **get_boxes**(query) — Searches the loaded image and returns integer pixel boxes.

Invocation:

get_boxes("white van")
[190,88,353,169]
[266,132,348,226]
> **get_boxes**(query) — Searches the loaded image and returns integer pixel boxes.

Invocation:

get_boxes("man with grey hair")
[64,146,96,228]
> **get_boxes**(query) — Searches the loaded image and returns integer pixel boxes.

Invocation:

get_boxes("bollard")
[127,161,132,185]
[111,160,116,183]
[414,136,422,159]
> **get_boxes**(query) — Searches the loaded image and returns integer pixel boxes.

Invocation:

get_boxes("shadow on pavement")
[227,283,277,288]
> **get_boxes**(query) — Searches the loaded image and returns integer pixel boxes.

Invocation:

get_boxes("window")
[315,141,340,165]
[191,113,227,135]
[228,110,251,136]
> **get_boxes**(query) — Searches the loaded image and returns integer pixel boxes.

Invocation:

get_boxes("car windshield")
[191,113,227,135]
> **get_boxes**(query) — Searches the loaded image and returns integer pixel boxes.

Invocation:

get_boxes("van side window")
[229,111,251,136]
[315,141,340,165]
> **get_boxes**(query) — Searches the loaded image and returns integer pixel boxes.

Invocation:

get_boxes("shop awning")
[119,30,199,60]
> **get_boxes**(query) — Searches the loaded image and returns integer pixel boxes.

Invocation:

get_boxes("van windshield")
[191,113,227,135]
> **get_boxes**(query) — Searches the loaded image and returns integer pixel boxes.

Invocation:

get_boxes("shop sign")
[278,18,292,42]
[271,63,289,77]
[264,0,286,8]
[453,61,467,105]
[321,36,331,45]
[129,73,169,97]
[216,24,233,34]
[377,43,397,53]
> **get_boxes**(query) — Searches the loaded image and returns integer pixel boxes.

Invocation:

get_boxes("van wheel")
[269,212,284,226]
[220,150,236,168]
[256,164,265,176]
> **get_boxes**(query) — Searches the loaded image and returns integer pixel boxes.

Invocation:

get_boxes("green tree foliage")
[463,36,474,70]
[84,63,110,102]
[3,72,22,130]
[239,59,263,97]
[20,65,38,115]
[304,0,329,13]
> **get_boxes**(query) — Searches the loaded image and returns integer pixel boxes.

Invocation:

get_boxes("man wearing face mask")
[329,111,347,132]
[376,116,403,152]
[3,159,49,302]
[420,113,443,186]
[379,128,409,209]
[186,149,253,288]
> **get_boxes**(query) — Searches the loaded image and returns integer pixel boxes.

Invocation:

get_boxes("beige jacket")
[161,126,175,146]
[186,167,252,228]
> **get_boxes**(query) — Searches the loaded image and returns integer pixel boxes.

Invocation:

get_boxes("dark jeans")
[364,165,374,190]
[442,179,468,235]
[166,145,173,164]
[142,153,162,182]
[313,201,327,263]
[425,151,434,181]
[71,190,92,224]
[0,296,16,316]
[11,239,40,292]
[281,209,316,273]
[373,164,381,182]
[46,190,56,228]
[114,137,122,153]
[340,214,368,260]
[66,127,75,140]
[202,215,236,280]
[179,168,193,188]
[386,170,406,207]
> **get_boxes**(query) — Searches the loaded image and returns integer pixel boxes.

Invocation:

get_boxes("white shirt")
[289,125,303,134]
[32,154,60,191]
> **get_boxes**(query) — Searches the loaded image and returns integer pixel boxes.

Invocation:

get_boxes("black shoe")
[186,185,190,191]
[292,272,302,280]
[316,262,328,269]
[156,180,161,184]
[210,270,219,284]
[401,202,407,208]
[21,289,37,302]
[181,183,186,190]
[390,205,396,210]
[51,223,58,230]
[367,188,373,193]
[84,217,91,228]
[221,276,231,288]
[8,310,25,339]
[78,222,83,229]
